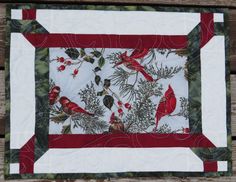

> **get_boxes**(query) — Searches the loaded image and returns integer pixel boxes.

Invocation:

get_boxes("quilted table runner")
[5,4,231,179]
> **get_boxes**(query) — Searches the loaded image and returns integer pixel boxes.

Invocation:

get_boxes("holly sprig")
[50,48,106,78]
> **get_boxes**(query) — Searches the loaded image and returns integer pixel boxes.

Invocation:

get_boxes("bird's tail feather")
[140,70,154,82]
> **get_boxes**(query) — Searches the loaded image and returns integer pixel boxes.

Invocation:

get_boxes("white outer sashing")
[10,33,35,149]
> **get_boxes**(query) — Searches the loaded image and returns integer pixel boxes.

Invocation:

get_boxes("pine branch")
[49,78,55,90]
[166,49,188,58]
[177,97,189,119]
[142,49,156,64]
[169,97,189,120]
[73,82,108,133]
[72,114,108,134]
[79,82,105,116]
[50,105,69,124]
[124,79,163,133]
[147,64,183,80]
[106,52,122,64]
[119,83,137,101]
[110,67,130,86]
[155,124,172,133]
[110,68,137,101]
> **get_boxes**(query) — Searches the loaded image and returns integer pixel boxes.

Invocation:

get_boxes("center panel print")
[49,47,189,135]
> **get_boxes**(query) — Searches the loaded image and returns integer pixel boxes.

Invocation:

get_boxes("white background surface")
[49,48,189,134]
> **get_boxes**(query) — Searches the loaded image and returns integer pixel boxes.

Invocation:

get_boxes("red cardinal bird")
[154,85,177,131]
[110,112,116,124]
[59,96,94,116]
[115,51,154,82]
[130,48,149,59]
[59,96,70,107]
[49,86,60,105]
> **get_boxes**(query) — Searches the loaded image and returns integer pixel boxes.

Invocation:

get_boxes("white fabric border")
[36,10,200,35]
[34,148,203,173]
[218,161,228,171]
[11,9,22,19]
[10,163,19,174]
[201,36,227,147]
[11,9,223,26]
[9,159,228,174]
[214,13,224,22]
[10,33,35,149]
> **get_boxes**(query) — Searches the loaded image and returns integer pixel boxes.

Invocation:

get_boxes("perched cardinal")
[154,85,177,131]
[49,86,60,105]
[130,48,149,59]
[115,51,154,82]
[59,96,70,107]
[59,96,94,116]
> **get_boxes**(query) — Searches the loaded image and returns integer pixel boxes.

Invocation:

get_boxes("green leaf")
[36,80,48,97]
[65,48,80,60]
[62,124,71,134]
[140,6,156,11]
[124,6,137,11]
[80,48,86,57]
[84,56,95,64]
[97,90,105,96]
[91,50,102,58]
[103,79,111,88]
[10,20,22,32]
[94,67,101,72]
[103,95,114,110]
[98,57,105,68]
[95,75,101,85]
[35,61,48,75]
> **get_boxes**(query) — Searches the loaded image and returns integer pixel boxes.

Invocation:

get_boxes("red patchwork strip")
[19,136,35,174]
[203,161,218,172]
[23,34,188,49]
[48,134,216,148]
[200,13,214,48]
[22,9,36,20]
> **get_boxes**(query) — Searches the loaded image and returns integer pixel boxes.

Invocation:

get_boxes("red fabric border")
[48,134,215,148]
[203,161,218,172]
[19,136,35,174]
[22,9,36,20]
[23,34,188,48]
[200,13,214,48]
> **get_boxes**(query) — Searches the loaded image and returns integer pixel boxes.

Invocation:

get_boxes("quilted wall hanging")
[4,4,231,179]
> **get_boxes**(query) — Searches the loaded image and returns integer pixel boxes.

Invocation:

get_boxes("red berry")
[58,65,66,71]
[65,60,72,65]
[124,103,131,110]
[72,69,79,78]
[74,69,78,75]
[117,101,122,106]
[57,57,65,63]
[118,108,123,114]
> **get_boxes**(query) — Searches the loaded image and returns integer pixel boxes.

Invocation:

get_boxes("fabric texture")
[4,4,231,179]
